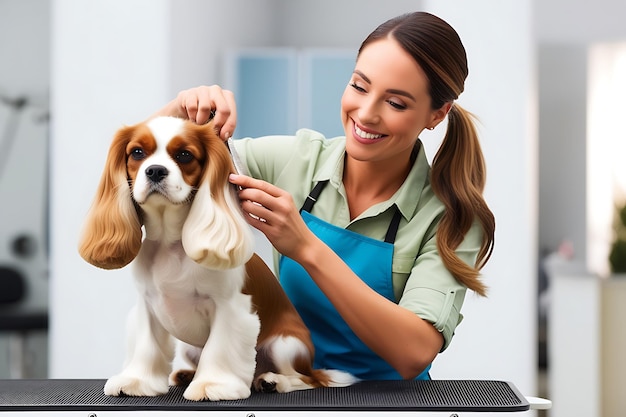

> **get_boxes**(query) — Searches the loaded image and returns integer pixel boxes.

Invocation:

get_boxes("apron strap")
[384,206,402,244]
[301,180,401,244]
[300,180,329,213]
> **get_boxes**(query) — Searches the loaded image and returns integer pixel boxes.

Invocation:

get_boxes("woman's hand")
[229,174,315,260]
[153,85,237,140]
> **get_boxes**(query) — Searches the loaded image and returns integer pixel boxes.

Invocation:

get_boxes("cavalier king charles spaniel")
[78,116,356,401]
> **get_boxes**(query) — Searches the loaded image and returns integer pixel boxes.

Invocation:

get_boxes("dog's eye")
[130,148,145,160]
[176,150,194,164]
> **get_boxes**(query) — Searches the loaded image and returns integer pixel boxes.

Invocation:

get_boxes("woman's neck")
[343,154,412,220]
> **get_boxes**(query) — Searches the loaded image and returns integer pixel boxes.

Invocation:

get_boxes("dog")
[78,116,356,401]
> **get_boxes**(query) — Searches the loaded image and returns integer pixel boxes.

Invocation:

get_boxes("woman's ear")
[78,126,143,269]
[428,101,453,130]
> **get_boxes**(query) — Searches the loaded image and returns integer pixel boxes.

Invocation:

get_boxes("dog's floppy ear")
[78,125,143,269]
[182,125,254,270]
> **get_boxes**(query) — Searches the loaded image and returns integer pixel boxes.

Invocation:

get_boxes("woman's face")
[341,37,448,165]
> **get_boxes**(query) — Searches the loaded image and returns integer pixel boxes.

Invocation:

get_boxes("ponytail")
[360,12,496,294]
[430,104,495,296]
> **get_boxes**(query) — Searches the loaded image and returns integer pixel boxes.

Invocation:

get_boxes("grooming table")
[0,379,547,416]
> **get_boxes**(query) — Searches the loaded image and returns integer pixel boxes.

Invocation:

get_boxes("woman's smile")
[353,120,386,143]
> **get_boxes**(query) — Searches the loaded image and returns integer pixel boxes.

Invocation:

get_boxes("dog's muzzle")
[146,165,169,184]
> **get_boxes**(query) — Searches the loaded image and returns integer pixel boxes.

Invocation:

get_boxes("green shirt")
[234,129,484,351]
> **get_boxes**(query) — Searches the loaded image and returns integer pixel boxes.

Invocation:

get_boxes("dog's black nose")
[145,165,168,183]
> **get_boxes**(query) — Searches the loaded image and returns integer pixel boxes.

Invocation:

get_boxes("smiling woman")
[340,38,446,207]
[351,13,494,296]
[155,11,495,383]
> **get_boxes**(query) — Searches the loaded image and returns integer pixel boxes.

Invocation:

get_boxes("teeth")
[355,125,383,140]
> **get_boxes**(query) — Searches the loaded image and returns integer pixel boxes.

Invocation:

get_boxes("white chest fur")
[133,239,248,347]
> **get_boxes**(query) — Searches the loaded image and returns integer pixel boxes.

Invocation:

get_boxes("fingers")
[229,174,290,224]
[229,174,282,198]
[213,90,237,139]
[241,200,272,224]
[177,86,237,140]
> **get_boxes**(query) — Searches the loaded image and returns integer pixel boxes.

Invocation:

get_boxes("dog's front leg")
[183,292,260,401]
[104,301,175,397]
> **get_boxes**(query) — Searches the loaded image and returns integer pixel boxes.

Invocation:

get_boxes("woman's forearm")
[295,237,443,379]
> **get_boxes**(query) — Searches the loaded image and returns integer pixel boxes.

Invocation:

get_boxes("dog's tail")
[306,368,360,388]
[290,349,359,388]
[253,335,359,393]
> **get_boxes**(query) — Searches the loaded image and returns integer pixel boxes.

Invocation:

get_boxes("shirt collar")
[316,139,431,221]
[394,140,431,220]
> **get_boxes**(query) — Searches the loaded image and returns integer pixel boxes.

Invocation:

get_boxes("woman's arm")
[299,234,444,379]
[229,174,443,379]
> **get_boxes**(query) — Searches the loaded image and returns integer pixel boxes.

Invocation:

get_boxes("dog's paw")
[170,369,196,386]
[253,373,278,393]
[254,372,290,393]
[104,374,169,397]
[183,378,251,401]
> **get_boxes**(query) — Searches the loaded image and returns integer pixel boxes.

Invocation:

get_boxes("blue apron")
[279,180,431,380]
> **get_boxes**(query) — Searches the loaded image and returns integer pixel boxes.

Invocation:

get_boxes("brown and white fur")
[78,116,356,401]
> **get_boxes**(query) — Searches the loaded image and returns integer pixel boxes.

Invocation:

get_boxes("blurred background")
[1,1,625,416]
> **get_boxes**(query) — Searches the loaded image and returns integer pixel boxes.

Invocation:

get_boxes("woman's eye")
[130,148,145,160]
[387,100,407,110]
[176,150,194,164]
[350,82,366,93]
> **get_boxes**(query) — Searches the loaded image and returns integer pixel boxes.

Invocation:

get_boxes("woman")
[155,11,495,381]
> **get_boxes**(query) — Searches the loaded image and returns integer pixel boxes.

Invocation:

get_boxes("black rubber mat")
[0,379,529,412]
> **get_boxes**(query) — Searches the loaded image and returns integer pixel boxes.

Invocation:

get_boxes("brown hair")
[359,12,495,296]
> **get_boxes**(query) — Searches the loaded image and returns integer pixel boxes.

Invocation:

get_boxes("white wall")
[274,0,421,49]
[167,0,277,97]
[538,46,588,256]
[535,0,626,43]
[0,0,50,97]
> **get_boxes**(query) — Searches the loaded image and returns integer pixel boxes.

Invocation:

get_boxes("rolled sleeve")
[398,221,483,351]
[400,286,465,351]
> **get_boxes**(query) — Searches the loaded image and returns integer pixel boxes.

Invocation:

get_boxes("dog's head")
[78,116,253,270]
